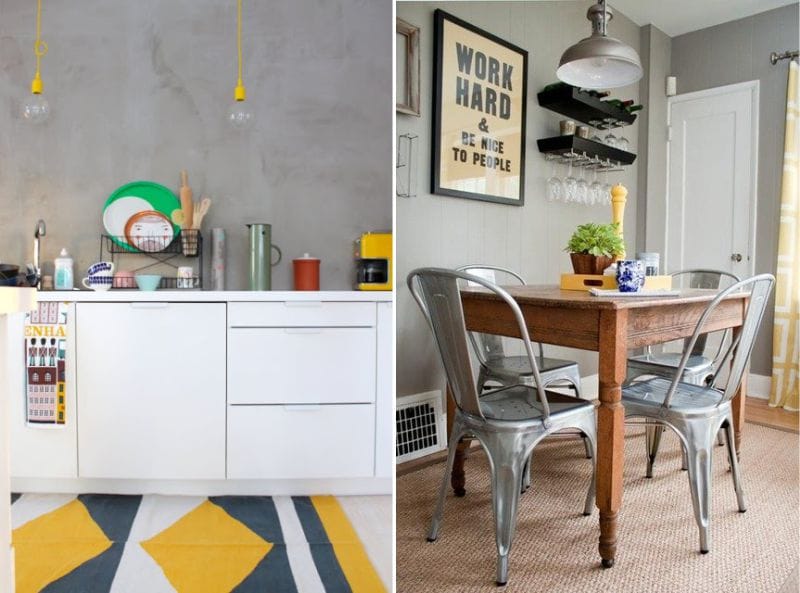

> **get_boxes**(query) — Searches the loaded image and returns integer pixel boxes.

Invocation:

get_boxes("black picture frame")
[431,9,528,206]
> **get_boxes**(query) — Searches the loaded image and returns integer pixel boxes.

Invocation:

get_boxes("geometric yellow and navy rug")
[11,493,387,593]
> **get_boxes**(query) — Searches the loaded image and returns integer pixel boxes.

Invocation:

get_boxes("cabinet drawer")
[228,327,375,404]
[227,404,375,479]
[228,302,375,327]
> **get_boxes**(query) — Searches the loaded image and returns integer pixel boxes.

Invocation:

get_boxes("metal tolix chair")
[408,267,597,586]
[628,269,740,476]
[622,274,774,553]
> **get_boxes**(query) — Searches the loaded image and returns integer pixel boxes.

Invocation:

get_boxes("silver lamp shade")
[557,2,643,89]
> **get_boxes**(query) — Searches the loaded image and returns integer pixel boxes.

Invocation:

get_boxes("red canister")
[293,254,320,290]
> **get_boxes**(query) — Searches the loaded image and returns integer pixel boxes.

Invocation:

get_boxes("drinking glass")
[563,161,578,203]
[576,165,589,204]
[589,169,603,206]
[617,135,630,151]
[546,160,562,202]
[604,130,617,148]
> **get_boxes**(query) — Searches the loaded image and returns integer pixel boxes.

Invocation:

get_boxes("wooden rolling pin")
[180,170,194,230]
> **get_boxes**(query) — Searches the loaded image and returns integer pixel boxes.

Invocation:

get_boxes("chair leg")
[427,420,462,542]
[684,435,713,553]
[581,433,593,459]
[486,437,525,586]
[723,417,747,512]
[717,429,725,447]
[521,454,532,493]
[583,434,597,516]
[645,421,664,478]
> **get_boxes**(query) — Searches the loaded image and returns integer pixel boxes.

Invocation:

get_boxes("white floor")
[338,495,393,591]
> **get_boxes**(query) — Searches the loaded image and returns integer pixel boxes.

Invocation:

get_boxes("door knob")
[731,253,743,262]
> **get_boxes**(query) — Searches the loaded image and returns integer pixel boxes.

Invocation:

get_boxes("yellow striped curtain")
[769,60,800,411]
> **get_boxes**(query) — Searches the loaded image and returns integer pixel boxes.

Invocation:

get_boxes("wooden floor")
[398,396,799,476]
[744,396,799,433]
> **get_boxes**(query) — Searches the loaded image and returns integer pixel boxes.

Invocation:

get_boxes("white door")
[76,302,226,480]
[666,81,758,275]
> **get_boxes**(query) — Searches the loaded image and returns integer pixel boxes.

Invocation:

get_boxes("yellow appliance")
[355,232,392,290]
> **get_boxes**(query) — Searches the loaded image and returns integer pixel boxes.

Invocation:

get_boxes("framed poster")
[432,10,528,206]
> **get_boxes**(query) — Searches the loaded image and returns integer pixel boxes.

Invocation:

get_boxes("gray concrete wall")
[0,0,391,290]
[670,3,798,376]
[396,1,642,397]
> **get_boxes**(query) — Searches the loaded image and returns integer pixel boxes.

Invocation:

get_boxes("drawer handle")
[283,405,323,411]
[284,301,323,308]
[129,302,169,309]
[283,328,323,334]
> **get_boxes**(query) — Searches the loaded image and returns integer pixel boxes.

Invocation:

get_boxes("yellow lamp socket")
[30,77,43,95]
[234,84,246,102]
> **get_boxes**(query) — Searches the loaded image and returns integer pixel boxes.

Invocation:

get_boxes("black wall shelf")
[537,85,637,128]
[536,135,636,166]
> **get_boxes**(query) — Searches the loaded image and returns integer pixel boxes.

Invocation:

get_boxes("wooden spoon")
[192,197,212,230]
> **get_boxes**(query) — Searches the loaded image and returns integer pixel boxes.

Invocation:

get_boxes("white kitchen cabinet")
[375,301,393,477]
[75,302,226,480]
[228,327,375,405]
[8,306,78,479]
[227,404,375,479]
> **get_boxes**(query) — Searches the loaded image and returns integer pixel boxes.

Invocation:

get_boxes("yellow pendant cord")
[234,0,246,101]
[31,0,48,94]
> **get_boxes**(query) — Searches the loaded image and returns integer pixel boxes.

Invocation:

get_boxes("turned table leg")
[596,309,627,568]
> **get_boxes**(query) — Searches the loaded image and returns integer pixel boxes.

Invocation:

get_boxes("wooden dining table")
[453,285,749,568]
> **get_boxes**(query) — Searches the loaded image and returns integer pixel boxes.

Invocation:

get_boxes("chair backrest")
[455,265,539,364]
[407,267,551,421]
[670,269,741,358]
[661,274,775,409]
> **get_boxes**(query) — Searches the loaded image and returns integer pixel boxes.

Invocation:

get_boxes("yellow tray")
[560,274,672,292]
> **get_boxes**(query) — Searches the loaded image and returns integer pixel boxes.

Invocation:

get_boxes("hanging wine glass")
[546,159,562,202]
[576,163,589,204]
[602,167,613,206]
[563,160,578,203]
[604,129,617,148]
[617,133,630,152]
[589,168,603,206]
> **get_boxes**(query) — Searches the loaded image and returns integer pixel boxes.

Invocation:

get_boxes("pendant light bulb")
[227,0,253,130]
[24,0,50,124]
[228,98,254,130]
[22,91,50,124]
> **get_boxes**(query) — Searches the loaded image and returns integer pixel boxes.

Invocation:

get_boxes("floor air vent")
[396,391,447,463]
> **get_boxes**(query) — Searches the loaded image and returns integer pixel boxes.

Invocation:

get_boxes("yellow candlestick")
[611,183,627,260]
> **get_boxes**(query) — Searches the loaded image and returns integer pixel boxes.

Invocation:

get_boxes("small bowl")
[135,274,162,291]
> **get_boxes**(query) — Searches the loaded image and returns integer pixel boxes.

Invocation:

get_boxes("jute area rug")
[397,424,799,593]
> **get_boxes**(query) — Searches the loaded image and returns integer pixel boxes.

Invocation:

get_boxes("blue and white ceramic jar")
[616,260,645,292]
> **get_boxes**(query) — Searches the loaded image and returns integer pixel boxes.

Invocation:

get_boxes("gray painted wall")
[637,25,671,256]
[0,0,391,290]
[670,3,798,375]
[396,1,642,397]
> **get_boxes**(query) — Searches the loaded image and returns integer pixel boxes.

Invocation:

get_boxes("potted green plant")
[565,222,625,275]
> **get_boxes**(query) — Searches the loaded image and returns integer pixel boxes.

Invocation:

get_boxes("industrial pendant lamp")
[556,0,642,90]
[22,0,50,124]
[228,0,253,129]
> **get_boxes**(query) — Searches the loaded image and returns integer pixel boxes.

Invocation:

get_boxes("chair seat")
[479,385,594,422]
[484,355,578,376]
[623,377,725,413]
[628,352,713,374]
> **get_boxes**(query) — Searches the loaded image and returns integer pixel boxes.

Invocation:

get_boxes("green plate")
[103,181,181,250]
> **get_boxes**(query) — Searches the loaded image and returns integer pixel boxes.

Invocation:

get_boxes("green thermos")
[247,223,282,290]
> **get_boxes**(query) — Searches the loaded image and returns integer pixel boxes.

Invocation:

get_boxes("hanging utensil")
[192,196,212,230]
[179,170,194,230]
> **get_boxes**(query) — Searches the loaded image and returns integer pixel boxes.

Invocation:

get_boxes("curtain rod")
[770,50,799,65]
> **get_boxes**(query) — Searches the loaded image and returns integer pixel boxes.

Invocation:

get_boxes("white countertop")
[35,289,392,302]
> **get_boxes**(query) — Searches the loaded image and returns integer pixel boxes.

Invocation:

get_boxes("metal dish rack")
[99,230,203,289]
